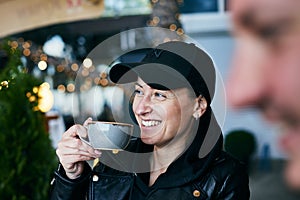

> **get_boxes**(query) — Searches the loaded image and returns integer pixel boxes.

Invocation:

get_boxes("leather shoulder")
[194,151,250,199]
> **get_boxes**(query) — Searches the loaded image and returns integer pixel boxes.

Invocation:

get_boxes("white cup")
[79,121,134,151]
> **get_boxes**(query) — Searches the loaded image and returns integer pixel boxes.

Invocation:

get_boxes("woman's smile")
[141,119,162,127]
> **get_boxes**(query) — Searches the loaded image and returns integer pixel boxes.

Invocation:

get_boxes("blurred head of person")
[109,41,218,154]
[227,0,300,189]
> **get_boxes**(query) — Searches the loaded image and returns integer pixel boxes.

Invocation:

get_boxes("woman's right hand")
[56,118,102,179]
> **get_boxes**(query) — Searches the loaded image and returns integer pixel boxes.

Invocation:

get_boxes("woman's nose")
[133,95,153,116]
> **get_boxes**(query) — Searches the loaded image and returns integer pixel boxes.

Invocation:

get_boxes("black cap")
[109,41,216,104]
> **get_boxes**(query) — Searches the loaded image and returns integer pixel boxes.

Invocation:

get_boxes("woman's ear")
[192,95,207,120]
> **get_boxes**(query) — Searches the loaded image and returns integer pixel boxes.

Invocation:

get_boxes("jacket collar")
[150,111,223,188]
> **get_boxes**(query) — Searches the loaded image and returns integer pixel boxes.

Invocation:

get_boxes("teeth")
[141,120,161,127]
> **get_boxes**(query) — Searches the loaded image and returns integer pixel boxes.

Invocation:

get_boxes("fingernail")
[94,149,102,155]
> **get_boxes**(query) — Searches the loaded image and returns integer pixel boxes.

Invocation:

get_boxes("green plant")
[224,129,257,165]
[0,39,57,200]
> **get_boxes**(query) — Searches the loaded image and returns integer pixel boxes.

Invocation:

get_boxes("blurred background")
[1,0,299,199]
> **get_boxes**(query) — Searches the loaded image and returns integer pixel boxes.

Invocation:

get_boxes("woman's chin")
[140,133,155,145]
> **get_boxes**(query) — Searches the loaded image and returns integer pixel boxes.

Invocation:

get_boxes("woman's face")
[132,78,198,147]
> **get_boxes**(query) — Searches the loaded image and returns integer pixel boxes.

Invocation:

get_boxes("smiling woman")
[50,40,250,200]
[132,78,196,149]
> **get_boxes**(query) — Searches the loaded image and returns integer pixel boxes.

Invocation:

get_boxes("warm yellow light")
[83,58,93,68]
[57,84,66,93]
[40,54,48,61]
[67,83,75,92]
[38,82,53,113]
[56,65,65,72]
[169,24,177,31]
[23,49,31,56]
[153,16,160,25]
[26,92,31,98]
[29,95,36,102]
[81,68,89,77]
[89,65,95,72]
[94,77,100,85]
[10,41,18,49]
[32,86,39,94]
[100,72,107,78]
[22,41,31,49]
[38,60,47,70]
[71,63,79,71]
[0,80,9,89]
[100,79,108,86]
[176,28,184,35]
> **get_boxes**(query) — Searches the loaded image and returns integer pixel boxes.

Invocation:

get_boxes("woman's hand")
[56,118,102,179]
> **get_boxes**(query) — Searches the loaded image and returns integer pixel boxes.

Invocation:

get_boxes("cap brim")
[109,62,191,91]
[109,62,140,84]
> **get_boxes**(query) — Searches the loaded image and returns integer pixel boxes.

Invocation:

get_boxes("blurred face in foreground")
[227,0,300,189]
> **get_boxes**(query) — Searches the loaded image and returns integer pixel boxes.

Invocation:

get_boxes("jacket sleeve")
[216,160,250,200]
[49,163,91,200]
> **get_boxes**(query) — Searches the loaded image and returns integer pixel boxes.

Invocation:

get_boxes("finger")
[83,117,93,127]
[63,124,88,139]
[59,153,97,165]
[57,142,101,159]
[61,125,82,138]
[76,124,89,138]
[58,136,101,156]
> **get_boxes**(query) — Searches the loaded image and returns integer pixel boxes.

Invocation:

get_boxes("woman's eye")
[154,92,167,100]
[134,89,143,96]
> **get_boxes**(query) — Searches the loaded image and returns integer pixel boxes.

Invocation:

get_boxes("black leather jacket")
[50,151,249,200]
[50,113,250,200]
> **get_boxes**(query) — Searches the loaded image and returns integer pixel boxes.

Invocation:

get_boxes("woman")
[50,41,250,199]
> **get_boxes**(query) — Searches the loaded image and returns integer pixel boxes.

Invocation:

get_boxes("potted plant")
[0,39,57,199]
[224,129,257,171]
